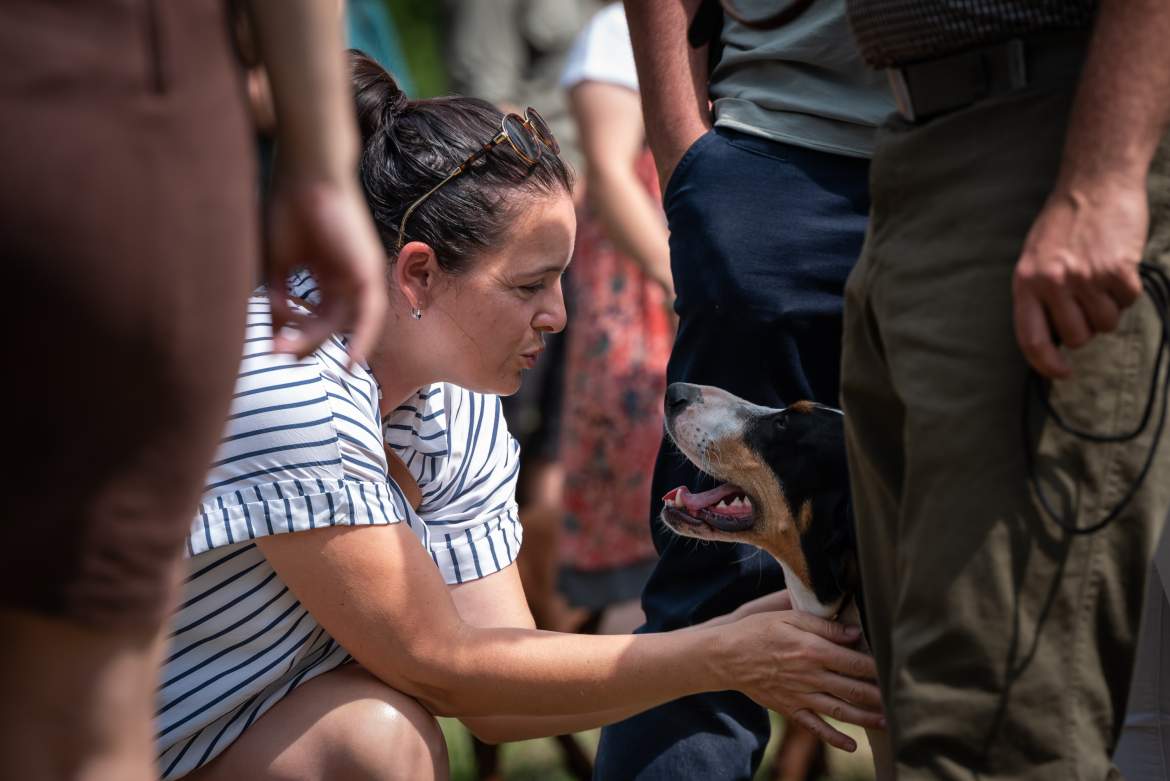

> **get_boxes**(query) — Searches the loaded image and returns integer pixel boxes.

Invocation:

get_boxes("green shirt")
[710,0,893,158]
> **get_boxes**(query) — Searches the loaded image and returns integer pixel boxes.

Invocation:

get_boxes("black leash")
[1023,262,1170,535]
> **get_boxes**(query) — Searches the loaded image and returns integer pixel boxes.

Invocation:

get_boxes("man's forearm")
[246,0,357,182]
[623,0,713,187]
[1058,0,1170,188]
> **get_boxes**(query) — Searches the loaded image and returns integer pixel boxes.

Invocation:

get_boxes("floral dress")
[557,148,673,607]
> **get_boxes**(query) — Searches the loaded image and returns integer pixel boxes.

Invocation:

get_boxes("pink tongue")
[667,484,743,514]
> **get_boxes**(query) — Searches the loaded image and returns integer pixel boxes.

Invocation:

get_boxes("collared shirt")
[846,0,1097,68]
[154,276,522,779]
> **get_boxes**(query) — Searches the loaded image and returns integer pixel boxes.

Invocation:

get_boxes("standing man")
[841,1,1170,778]
[0,1,387,779]
[596,1,891,777]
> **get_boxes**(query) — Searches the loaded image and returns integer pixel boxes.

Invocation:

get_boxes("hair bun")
[349,49,409,142]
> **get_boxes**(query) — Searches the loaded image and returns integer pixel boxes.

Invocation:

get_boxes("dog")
[659,381,892,777]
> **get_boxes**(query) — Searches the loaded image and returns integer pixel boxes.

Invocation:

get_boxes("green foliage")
[385,0,450,97]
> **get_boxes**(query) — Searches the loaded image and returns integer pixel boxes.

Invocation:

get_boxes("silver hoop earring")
[410,307,423,320]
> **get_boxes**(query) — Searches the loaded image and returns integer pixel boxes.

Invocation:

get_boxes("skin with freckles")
[367,192,576,411]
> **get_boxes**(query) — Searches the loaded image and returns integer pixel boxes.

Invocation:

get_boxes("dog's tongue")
[663,483,743,514]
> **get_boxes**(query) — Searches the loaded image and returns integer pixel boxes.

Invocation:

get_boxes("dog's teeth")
[742,497,752,509]
[730,497,743,508]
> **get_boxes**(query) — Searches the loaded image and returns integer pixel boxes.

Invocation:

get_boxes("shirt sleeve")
[187,296,409,557]
[560,3,639,93]
[384,384,523,584]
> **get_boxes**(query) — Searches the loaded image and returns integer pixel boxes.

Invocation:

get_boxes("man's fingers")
[790,708,857,752]
[267,268,294,336]
[344,279,387,369]
[1076,289,1121,334]
[1013,286,1070,379]
[1046,290,1092,349]
[1104,263,1144,308]
[805,693,886,731]
[820,672,883,710]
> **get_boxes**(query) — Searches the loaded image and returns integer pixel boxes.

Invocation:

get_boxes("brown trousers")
[0,0,256,627]
[842,82,1170,779]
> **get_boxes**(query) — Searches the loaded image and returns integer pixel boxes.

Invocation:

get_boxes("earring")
[410,307,423,320]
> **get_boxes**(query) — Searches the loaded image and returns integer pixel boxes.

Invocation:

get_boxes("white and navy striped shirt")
[155,285,522,779]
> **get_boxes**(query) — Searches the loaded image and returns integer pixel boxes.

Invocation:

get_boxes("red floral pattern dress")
[558,148,672,582]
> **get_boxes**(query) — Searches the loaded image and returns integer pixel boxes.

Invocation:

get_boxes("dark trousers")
[594,128,871,779]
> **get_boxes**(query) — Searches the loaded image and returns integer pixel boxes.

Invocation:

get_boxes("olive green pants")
[841,82,1170,780]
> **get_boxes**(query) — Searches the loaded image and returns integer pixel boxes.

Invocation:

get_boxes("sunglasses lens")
[526,108,560,155]
[502,113,541,163]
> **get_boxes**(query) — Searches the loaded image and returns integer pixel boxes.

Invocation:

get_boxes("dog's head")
[660,382,858,618]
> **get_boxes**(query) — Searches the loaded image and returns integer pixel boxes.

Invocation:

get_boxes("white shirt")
[155,276,522,778]
[560,3,639,93]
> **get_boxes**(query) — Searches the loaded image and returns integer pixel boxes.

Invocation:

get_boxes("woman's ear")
[393,241,440,313]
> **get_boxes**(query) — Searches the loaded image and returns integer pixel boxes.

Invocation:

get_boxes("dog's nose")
[665,383,701,416]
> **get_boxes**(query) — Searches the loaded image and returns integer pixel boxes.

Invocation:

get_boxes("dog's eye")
[773,412,788,430]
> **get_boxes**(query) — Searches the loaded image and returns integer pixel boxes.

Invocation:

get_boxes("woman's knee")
[323,670,449,781]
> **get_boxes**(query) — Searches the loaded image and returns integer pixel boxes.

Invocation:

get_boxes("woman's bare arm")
[571,81,673,297]
[256,523,881,750]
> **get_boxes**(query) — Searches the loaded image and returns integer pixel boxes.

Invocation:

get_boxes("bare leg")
[186,662,448,781]
[0,609,162,781]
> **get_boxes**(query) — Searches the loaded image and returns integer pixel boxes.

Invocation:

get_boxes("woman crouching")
[156,52,883,781]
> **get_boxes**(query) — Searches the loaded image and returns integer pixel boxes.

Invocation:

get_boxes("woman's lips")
[520,348,543,368]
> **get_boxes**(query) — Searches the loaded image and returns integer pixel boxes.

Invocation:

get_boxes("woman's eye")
[518,282,545,295]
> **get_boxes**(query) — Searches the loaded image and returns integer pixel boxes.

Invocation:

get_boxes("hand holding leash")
[1012,175,1148,379]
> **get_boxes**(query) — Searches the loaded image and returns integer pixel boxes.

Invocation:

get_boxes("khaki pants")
[842,82,1170,780]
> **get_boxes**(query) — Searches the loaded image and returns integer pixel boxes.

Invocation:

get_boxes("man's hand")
[1012,174,1148,379]
[265,175,387,366]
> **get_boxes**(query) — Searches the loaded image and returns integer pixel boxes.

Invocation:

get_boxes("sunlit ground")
[440,714,876,780]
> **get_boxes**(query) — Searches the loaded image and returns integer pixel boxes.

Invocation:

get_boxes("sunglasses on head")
[394,107,560,252]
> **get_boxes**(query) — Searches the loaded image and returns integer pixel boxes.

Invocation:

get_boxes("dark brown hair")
[350,50,574,274]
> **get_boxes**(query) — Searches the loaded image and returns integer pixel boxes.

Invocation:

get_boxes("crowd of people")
[2,1,1168,781]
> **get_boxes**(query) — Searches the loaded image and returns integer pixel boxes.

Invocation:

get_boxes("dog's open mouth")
[661,483,755,532]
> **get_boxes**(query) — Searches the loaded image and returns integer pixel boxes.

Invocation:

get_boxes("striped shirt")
[155,282,522,779]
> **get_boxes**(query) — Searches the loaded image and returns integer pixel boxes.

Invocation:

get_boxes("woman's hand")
[692,589,793,631]
[716,610,884,752]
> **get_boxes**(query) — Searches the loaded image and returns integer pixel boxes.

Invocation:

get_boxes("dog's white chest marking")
[778,560,837,619]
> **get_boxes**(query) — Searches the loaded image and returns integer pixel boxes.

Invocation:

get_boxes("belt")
[886,31,1091,123]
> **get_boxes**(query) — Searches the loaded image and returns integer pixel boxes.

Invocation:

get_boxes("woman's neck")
[367,338,435,417]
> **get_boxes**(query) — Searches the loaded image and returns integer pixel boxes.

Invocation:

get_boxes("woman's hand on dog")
[717,610,884,752]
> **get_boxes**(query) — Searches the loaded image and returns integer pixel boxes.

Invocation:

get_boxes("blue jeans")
[594,128,871,779]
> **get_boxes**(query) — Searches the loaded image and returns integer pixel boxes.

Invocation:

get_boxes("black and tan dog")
[660,382,892,777]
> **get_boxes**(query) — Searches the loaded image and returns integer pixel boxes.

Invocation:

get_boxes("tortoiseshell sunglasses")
[394,107,560,252]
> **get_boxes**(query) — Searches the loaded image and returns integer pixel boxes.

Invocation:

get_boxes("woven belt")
[886,31,1091,123]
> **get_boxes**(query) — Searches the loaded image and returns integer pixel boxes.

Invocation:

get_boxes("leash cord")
[1023,262,1170,536]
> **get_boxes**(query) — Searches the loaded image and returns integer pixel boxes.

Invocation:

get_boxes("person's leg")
[0,613,163,781]
[0,1,256,778]
[857,84,1170,780]
[185,663,448,781]
[595,129,870,779]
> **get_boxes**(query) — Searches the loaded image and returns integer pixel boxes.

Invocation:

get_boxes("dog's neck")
[774,558,843,619]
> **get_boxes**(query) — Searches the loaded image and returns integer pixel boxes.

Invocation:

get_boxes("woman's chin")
[454,371,523,398]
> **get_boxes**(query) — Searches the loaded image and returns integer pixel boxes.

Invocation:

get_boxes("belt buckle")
[887,68,916,122]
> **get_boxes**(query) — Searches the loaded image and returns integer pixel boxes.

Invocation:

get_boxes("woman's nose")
[535,285,567,333]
